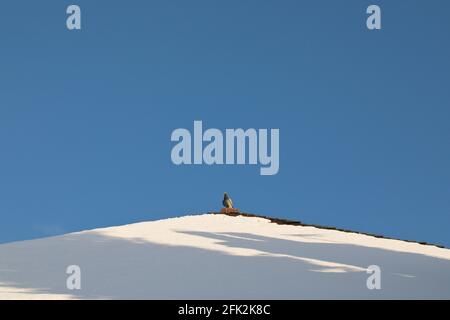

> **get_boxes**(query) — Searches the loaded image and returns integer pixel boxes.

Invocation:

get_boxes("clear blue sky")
[1,1,449,246]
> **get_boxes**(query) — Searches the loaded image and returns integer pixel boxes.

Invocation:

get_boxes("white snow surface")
[1,214,449,299]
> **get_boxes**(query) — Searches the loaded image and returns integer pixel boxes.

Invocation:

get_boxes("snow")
[1,214,449,299]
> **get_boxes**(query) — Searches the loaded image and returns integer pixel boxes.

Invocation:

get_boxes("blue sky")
[1,1,449,246]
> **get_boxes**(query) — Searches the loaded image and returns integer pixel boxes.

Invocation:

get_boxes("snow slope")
[1,213,449,299]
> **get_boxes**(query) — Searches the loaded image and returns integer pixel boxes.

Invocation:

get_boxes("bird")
[222,192,233,209]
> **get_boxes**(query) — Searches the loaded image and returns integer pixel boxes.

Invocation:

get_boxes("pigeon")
[223,192,233,208]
